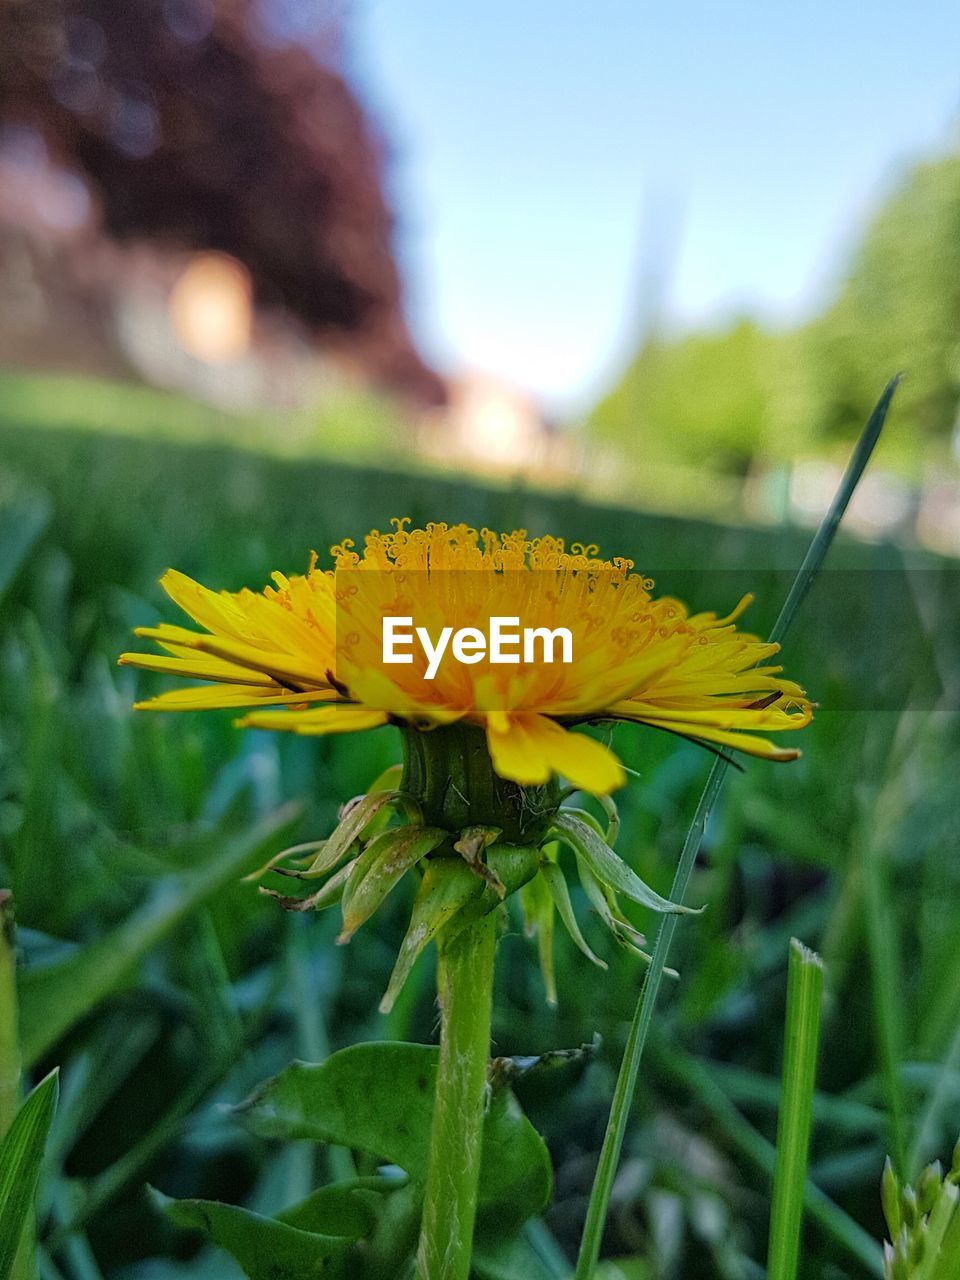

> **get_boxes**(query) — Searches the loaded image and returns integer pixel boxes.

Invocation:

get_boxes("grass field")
[1,376,958,1279]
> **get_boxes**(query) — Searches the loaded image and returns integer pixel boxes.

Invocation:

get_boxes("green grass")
[0,369,412,466]
[766,939,826,1280]
[575,378,900,1280]
[0,374,958,1278]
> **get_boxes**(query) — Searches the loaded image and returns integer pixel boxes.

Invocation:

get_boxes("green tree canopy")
[590,145,960,485]
[806,150,960,466]
[591,318,793,473]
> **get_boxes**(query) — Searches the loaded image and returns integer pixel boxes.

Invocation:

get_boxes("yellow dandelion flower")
[119,519,811,796]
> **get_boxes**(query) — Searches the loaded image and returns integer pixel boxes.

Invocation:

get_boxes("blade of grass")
[18,804,300,1067]
[573,375,900,1280]
[520,1219,570,1279]
[909,1019,960,1179]
[1,890,32,1280]
[286,915,356,1184]
[0,1068,60,1280]
[0,892,20,1137]
[651,1033,883,1277]
[43,954,287,1249]
[706,1062,884,1136]
[766,939,825,1280]
[765,375,900,650]
[861,787,908,1178]
[0,492,52,605]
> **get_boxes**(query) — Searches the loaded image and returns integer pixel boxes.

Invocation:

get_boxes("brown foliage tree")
[0,0,443,403]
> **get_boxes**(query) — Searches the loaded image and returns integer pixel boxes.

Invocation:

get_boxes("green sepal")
[520,871,556,1006]
[454,825,506,895]
[339,825,448,942]
[446,844,541,941]
[593,792,621,846]
[260,854,358,913]
[575,857,678,976]
[306,789,402,877]
[252,768,401,883]
[551,811,699,915]
[539,859,607,971]
[243,839,328,883]
[576,857,643,947]
[379,859,484,1012]
[365,762,404,795]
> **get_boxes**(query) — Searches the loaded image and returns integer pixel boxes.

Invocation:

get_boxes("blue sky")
[352,1,960,416]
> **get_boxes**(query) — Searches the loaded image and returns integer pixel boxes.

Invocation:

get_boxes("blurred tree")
[803,150,960,466]
[591,146,960,489]
[0,0,444,405]
[591,318,789,475]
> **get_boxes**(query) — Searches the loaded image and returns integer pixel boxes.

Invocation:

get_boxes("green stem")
[415,910,497,1280]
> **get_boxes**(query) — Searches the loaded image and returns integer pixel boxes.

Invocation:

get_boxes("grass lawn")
[1,372,957,1279]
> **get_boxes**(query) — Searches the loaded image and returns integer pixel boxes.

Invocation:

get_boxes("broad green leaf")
[18,806,300,1066]
[276,1176,392,1238]
[339,826,447,942]
[235,1042,552,1228]
[150,1189,356,1280]
[551,812,698,915]
[361,1180,422,1280]
[476,1087,554,1232]
[0,1068,59,1279]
